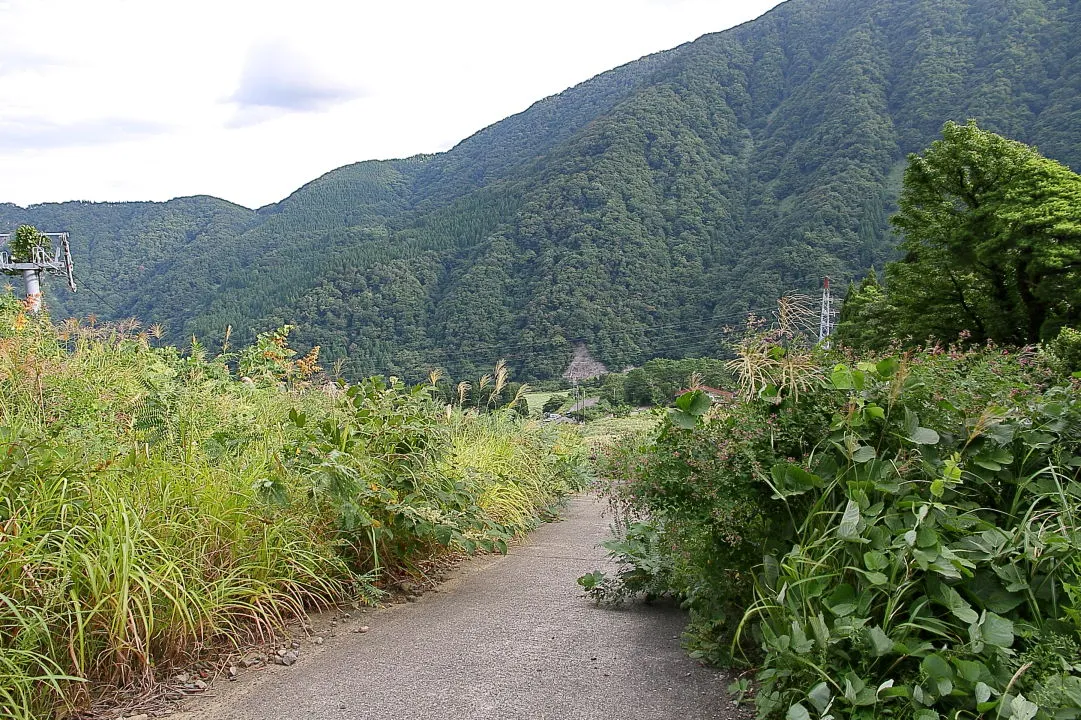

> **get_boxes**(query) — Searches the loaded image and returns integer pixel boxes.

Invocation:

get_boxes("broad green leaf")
[674,389,711,416]
[975,682,992,704]
[838,500,861,539]
[939,585,979,624]
[843,673,866,702]
[831,364,855,390]
[981,612,1015,649]
[863,550,889,571]
[993,564,1029,593]
[759,383,781,402]
[786,703,811,720]
[827,583,861,615]
[1010,695,1038,720]
[864,404,886,421]
[921,654,953,684]
[876,357,900,378]
[988,447,1013,464]
[791,620,814,653]
[808,682,832,713]
[904,408,919,437]
[917,526,939,548]
[910,427,940,445]
[953,659,985,683]
[852,445,877,463]
[987,422,1016,444]
[668,409,697,429]
[809,613,830,647]
[770,463,823,496]
[763,554,780,590]
[867,626,893,656]
[1057,676,1081,706]
[1040,402,1067,418]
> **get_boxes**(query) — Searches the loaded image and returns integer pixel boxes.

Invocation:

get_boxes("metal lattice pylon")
[818,276,836,347]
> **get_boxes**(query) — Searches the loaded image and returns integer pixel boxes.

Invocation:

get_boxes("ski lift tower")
[0,232,77,313]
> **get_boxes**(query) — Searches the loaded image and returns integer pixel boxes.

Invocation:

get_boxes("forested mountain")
[3,0,1080,380]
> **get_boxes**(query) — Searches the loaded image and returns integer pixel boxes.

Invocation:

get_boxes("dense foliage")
[3,0,1080,380]
[0,294,586,719]
[837,122,1081,350]
[591,332,1081,719]
[7,226,50,262]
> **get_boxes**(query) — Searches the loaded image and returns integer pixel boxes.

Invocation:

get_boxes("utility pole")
[0,231,77,313]
[818,276,836,348]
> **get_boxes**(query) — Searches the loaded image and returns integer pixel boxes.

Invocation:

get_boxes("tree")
[844,121,1081,348]
[541,394,567,414]
[834,268,897,351]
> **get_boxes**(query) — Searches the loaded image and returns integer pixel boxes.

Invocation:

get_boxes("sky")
[0,0,784,210]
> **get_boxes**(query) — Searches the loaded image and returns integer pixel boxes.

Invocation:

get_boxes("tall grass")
[442,413,587,530]
[0,296,583,718]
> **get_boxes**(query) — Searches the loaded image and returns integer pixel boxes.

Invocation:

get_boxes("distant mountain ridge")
[3,0,1079,380]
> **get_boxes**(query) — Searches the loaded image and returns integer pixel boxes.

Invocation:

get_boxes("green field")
[580,412,661,449]
[524,391,566,416]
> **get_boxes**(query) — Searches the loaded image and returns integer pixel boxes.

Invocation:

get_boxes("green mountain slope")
[3,0,1080,380]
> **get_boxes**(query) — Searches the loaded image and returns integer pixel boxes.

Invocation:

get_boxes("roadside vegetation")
[584,124,1081,719]
[0,296,587,720]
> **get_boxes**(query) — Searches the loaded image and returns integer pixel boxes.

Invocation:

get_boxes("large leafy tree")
[838,121,1081,347]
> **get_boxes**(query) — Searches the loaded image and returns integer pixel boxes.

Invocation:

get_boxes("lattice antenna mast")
[0,232,77,313]
[818,276,836,347]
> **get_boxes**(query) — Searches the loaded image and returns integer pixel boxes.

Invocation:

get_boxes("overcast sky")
[0,0,784,209]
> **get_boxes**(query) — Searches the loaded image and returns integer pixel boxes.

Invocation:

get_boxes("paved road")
[172,496,743,720]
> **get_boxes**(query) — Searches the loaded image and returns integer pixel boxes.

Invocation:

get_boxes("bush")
[543,394,568,414]
[1048,327,1081,373]
[748,359,1081,719]
[593,338,1081,718]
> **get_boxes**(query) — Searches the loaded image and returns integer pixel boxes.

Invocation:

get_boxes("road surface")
[170,496,744,720]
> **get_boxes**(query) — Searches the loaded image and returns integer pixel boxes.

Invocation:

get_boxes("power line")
[69,271,126,317]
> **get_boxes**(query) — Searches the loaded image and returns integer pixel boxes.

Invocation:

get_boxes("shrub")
[1048,327,1081,373]
[543,394,568,414]
[748,359,1081,719]
[592,339,1081,717]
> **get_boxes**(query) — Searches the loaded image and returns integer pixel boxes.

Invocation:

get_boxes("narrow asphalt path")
[172,496,743,720]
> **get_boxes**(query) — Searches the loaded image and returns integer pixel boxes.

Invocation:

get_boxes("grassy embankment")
[0,295,586,719]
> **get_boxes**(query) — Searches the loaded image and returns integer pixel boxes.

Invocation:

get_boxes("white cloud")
[227,38,367,127]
